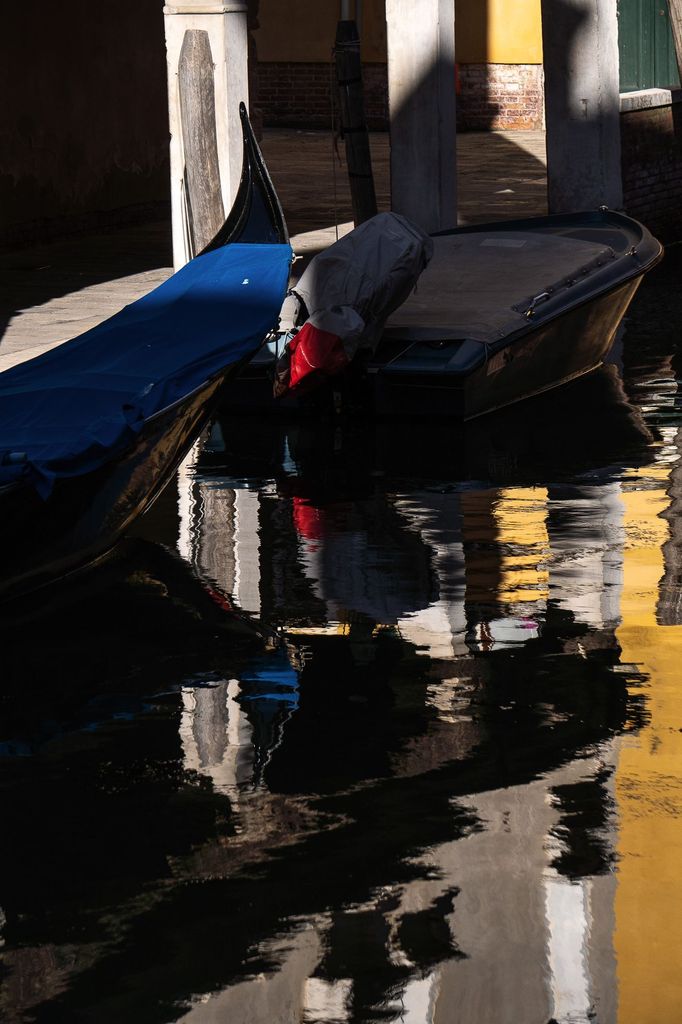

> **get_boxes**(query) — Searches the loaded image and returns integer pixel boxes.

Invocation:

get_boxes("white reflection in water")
[399,600,465,660]
[547,482,625,634]
[395,490,468,657]
[400,971,438,1023]
[232,488,262,616]
[545,877,591,1024]
[302,977,352,1022]
[179,680,253,798]
[470,614,540,649]
[177,441,201,563]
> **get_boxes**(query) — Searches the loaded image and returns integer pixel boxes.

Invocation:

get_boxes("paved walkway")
[0,129,546,371]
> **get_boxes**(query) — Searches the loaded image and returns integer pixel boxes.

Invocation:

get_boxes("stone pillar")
[541,0,623,213]
[386,0,457,232]
[164,1,249,268]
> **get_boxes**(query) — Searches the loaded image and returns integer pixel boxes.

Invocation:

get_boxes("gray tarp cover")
[291,212,434,357]
[384,230,616,342]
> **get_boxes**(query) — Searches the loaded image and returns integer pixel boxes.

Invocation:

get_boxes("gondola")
[229,206,663,420]
[0,104,291,602]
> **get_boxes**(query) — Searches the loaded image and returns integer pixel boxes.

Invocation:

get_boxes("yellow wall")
[255,0,543,65]
[255,0,387,63]
[456,0,543,63]
[614,466,682,1024]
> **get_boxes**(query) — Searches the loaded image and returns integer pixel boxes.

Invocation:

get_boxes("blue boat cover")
[0,242,291,497]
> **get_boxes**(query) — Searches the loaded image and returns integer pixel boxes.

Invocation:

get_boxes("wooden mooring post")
[164,1,249,269]
[334,19,378,226]
[178,30,225,257]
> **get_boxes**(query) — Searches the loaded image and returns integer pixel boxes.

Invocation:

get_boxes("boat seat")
[376,336,487,377]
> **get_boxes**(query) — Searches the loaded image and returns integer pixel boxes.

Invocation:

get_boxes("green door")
[619,0,680,90]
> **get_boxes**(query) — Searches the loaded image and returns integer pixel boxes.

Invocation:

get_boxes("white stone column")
[164,1,249,268]
[541,0,623,213]
[386,0,457,232]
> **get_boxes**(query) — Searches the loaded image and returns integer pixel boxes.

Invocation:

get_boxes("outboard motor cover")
[275,212,433,397]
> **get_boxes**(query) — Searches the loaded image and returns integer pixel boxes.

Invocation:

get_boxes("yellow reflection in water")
[615,462,682,1023]
[461,487,549,608]
[493,487,549,606]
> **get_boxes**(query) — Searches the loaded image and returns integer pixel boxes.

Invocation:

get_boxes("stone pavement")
[0,129,546,371]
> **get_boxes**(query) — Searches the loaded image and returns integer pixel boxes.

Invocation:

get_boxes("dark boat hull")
[0,105,290,604]
[218,274,645,420]
[0,374,226,602]
[221,208,663,421]
[210,361,655,495]
[374,276,643,419]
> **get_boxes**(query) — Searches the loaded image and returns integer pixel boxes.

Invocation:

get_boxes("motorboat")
[233,207,663,420]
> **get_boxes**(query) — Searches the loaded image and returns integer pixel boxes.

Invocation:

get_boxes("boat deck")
[385,228,616,342]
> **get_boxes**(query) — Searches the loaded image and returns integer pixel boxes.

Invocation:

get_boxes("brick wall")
[258,61,544,131]
[258,62,388,129]
[621,103,682,243]
[458,64,544,130]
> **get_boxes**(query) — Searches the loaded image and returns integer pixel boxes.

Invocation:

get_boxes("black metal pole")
[334,19,378,226]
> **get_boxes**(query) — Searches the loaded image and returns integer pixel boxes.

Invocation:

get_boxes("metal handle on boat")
[524,291,551,318]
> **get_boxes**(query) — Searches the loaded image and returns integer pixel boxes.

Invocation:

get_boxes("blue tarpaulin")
[0,242,291,496]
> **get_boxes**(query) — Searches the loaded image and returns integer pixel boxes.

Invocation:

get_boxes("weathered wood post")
[385,0,457,233]
[541,0,623,213]
[179,31,225,255]
[164,1,249,268]
[335,18,378,226]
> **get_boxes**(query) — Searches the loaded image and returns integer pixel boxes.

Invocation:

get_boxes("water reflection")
[658,426,682,624]
[1,286,682,1020]
[158,373,657,1022]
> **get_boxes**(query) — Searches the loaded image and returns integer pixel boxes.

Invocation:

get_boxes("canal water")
[1,251,681,1023]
